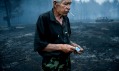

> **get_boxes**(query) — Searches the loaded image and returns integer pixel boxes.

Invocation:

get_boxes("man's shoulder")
[39,10,50,18]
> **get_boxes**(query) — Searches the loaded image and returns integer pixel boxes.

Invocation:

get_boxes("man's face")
[55,0,72,16]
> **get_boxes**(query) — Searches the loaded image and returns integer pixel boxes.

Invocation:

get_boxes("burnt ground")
[0,22,119,71]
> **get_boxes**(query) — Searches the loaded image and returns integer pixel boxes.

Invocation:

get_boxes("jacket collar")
[49,9,56,22]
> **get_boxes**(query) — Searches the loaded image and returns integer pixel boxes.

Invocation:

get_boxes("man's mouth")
[65,11,69,14]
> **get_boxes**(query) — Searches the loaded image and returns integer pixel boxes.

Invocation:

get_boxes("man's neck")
[53,9,63,24]
[53,9,63,19]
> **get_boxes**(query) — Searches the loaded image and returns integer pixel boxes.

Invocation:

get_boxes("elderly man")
[34,0,83,71]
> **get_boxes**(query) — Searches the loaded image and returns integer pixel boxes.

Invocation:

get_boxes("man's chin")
[63,13,68,16]
[63,14,67,16]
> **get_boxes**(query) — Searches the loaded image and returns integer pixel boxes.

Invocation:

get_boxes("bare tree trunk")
[4,0,11,29]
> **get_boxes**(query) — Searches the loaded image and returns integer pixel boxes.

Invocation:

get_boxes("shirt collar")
[49,9,56,22]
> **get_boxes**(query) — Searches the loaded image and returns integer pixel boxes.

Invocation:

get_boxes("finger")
[65,50,70,53]
[74,51,77,54]
[80,48,84,52]
[74,50,80,54]
[74,44,78,47]
[70,46,75,50]
[70,49,75,52]
[77,52,82,54]
[78,46,84,51]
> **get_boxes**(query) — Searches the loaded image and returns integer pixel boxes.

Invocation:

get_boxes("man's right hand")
[59,44,75,53]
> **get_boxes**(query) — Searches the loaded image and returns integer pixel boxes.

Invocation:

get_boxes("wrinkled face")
[54,0,72,16]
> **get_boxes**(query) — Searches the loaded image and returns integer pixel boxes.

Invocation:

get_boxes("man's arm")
[42,44,75,53]
[34,16,49,52]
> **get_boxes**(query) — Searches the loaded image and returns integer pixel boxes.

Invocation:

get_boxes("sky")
[74,0,118,5]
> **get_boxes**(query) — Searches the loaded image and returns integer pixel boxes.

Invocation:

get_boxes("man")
[34,0,83,71]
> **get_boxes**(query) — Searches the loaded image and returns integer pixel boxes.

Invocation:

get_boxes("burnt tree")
[0,0,22,29]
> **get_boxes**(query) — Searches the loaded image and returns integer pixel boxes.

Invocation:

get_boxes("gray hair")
[53,0,62,3]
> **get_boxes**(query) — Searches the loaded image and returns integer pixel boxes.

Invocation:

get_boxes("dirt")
[0,22,119,71]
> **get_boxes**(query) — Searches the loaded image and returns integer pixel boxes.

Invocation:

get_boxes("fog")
[0,0,119,25]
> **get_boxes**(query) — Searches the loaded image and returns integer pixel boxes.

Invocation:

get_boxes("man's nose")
[66,5,70,10]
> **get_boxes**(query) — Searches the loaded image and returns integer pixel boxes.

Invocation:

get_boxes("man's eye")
[64,3,71,5]
[63,3,68,5]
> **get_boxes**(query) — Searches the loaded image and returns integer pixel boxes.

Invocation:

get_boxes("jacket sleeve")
[34,15,49,52]
[67,17,71,36]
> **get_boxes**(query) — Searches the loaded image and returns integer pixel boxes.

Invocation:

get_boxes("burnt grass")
[0,22,119,71]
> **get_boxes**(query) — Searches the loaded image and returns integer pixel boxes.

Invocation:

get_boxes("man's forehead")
[62,0,72,3]
[63,0,72,2]
[53,0,72,2]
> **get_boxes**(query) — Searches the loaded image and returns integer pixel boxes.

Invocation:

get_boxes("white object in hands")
[75,47,80,52]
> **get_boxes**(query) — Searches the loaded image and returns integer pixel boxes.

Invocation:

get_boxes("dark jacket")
[34,9,71,58]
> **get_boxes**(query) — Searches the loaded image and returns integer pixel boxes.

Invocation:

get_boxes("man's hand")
[60,44,75,53]
[75,45,84,54]
[70,42,84,54]
[70,42,79,47]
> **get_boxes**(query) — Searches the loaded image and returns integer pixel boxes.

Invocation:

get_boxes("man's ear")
[53,1,57,6]
[53,1,58,8]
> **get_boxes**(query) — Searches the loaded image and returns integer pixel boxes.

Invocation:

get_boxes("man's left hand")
[70,42,84,54]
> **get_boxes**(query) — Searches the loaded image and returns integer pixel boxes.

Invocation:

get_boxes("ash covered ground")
[0,22,119,71]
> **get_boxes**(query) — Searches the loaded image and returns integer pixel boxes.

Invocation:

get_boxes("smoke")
[0,0,119,25]
[12,0,52,24]
[74,0,118,5]
[70,0,119,21]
